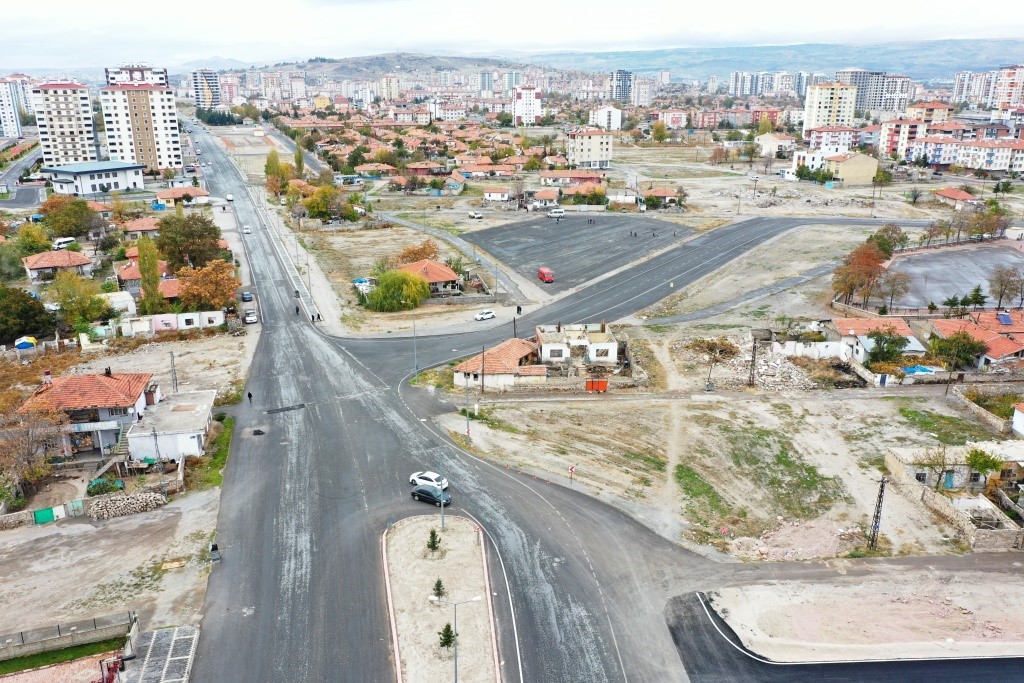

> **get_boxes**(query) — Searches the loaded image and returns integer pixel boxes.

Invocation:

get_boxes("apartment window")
[915,472,927,483]
[108,407,129,417]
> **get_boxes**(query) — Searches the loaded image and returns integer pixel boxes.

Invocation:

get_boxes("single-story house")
[445,172,467,195]
[933,188,979,211]
[913,318,1024,368]
[100,291,137,316]
[125,390,216,463]
[354,163,396,177]
[396,259,461,297]
[605,188,638,205]
[822,152,878,186]
[642,187,681,205]
[122,216,161,240]
[531,188,560,208]
[118,259,170,296]
[825,318,926,364]
[40,160,146,196]
[453,338,541,390]
[405,161,445,176]
[540,170,605,186]
[155,187,210,205]
[19,370,159,459]
[85,201,114,221]
[483,186,512,202]
[536,323,619,364]
[22,250,93,281]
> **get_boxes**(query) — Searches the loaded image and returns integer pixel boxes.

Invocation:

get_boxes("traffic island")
[382,515,499,683]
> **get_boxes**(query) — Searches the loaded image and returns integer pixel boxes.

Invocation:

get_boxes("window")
[595,348,609,358]
[184,318,195,327]
[915,472,927,483]
[108,407,129,417]
[549,349,564,359]
[969,472,982,483]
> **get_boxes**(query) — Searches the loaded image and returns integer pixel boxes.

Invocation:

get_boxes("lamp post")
[412,320,418,382]
[428,595,481,683]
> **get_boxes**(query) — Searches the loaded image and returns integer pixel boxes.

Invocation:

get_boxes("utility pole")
[464,373,471,443]
[748,340,757,387]
[170,352,178,393]
[479,345,485,396]
[868,477,888,550]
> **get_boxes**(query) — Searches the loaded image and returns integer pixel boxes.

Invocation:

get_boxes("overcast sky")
[4,0,1023,70]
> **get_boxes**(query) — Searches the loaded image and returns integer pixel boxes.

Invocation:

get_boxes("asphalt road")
[191,127,1024,682]
[465,213,693,292]
[0,148,44,209]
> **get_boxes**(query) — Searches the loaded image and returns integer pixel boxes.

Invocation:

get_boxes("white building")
[0,80,22,138]
[104,64,168,86]
[40,160,146,196]
[802,82,857,136]
[192,69,221,108]
[588,105,622,131]
[512,86,542,125]
[126,390,216,464]
[378,74,401,101]
[100,83,182,171]
[33,81,98,167]
[565,128,612,169]
[834,68,911,113]
[990,65,1024,110]
[608,70,633,102]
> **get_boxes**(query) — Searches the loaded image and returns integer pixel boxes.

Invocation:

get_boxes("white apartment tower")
[835,68,911,112]
[479,71,494,97]
[33,82,98,167]
[0,80,23,138]
[192,69,221,108]
[588,105,622,131]
[609,70,633,102]
[802,82,857,135]
[512,86,542,125]
[105,64,168,86]
[100,77,182,171]
[991,65,1024,110]
[378,74,401,101]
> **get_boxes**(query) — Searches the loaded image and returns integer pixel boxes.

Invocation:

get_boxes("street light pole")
[412,320,418,381]
[428,596,481,683]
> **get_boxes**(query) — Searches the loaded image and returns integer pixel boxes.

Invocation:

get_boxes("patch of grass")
[410,366,455,390]
[644,324,673,333]
[214,379,244,406]
[622,451,667,472]
[0,636,126,675]
[193,416,234,489]
[675,464,727,515]
[691,323,744,331]
[897,407,994,445]
[963,388,1024,420]
[743,304,772,320]
[458,408,520,433]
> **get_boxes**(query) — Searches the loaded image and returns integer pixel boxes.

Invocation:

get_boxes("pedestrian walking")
[247,391,252,404]
[295,305,300,315]
[317,313,322,321]
[311,314,315,323]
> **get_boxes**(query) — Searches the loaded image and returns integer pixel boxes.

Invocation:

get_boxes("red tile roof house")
[824,318,926,364]
[122,216,161,240]
[933,188,979,211]
[22,250,93,281]
[540,170,605,186]
[118,259,170,296]
[397,259,462,297]
[916,318,1024,368]
[452,338,542,390]
[483,186,512,202]
[156,187,210,205]
[19,370,160,459]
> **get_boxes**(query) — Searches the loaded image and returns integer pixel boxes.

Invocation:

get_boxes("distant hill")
[177,56,257,71]
[211,52,533,80]
[517,39,1024,80]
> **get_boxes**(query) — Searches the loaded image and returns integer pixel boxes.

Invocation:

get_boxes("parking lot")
[890,242,1024,308]
[464,214,692,292]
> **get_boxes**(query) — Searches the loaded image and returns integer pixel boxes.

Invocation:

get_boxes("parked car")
[242,225,252,234]
[411,485,451,507]
[474,310,496,321]
[537,267,554,283]
[225,194,234,201]
[243,309,258,324]
[468,211,483,219]
[241,291,253,302]
[547,208,565,218]
[410,471,449,490]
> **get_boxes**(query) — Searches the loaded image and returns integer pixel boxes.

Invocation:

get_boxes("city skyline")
[4,0,1024,70]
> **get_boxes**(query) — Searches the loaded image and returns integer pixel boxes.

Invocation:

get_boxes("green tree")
[866,326,909,364]
[967,284,987,310]
[965,448,1002,487]
[0,284,55,342]
[365,271,430,312]
[294,147,305,177]
[432,578,446,599]
[15,223,51,256]
[41,196,103,238]
[756,115,773,135]
[427,528,441,551]
[264,149,281,179]
[156,213,222,270]
[51,271,111,329]
[644,194,662,210]
[438,623,455,649]
[137,236,164,315]
[524,156,543,171]
[651,121,669,142]
[304,185,338,220]
[0,243,24,281]
[928,331,987,369]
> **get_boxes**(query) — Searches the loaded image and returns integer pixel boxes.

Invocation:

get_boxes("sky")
[4,0,1024,70]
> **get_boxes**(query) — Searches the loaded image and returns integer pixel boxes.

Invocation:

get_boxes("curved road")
[189,125,1023,682]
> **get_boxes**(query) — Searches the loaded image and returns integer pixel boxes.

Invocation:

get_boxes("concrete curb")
[381,526,404,683]
[477,524,502,683]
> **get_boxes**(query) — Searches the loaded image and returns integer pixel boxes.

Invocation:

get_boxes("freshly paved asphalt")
[190,125,1024,682]
[0,148,44,209]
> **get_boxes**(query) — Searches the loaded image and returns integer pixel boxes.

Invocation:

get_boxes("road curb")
[477,524,502,683]
[381,526,404,683]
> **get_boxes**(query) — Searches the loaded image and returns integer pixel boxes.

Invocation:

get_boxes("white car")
[243,309,258,324]
[225,194,234,201]
[474,310,496,321]
[410,471,448,490]
[547,208,565,218]
[468,211,483,219]
[242,225,252,234]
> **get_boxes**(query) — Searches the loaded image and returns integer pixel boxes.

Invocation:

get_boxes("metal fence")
[0,612,134,652]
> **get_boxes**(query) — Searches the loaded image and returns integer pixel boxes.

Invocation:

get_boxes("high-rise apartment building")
[100,72,182,171]
[378,74,401,101]
[706,75,719,94]
[834,68,911,112]
[512,86,542,125]
[608,70,633,102]
[192,69,221,108]
[503,71,522,93]
[478,71,494,97]
[105,64,168,86]
[630,79,652,106]
[219,74,240,103]
[2,73,36,114]
[0,80,23,138]
[796,72,826,98]
[658,70,671,86]
[33,81,98,167]
[990,65,1024,110]
[802,82,857,135]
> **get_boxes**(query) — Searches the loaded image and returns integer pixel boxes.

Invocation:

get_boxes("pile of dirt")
[730,518,864,561]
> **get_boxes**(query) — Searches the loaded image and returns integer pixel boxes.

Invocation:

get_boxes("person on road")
[295,305,300,315]
[247,391,252,404]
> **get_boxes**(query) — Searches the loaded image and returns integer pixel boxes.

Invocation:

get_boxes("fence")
[950,385,1014,434]
[0,612,135,662]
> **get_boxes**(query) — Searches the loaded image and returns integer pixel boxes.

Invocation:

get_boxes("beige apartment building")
[100,83,182,171]
[32,81,99,167]
[565,128,613,169]
[802,82,856,136]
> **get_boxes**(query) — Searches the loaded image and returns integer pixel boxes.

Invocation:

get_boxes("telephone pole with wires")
[868,477,888,550]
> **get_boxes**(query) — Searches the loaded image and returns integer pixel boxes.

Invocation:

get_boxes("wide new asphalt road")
[190,126,1023,682]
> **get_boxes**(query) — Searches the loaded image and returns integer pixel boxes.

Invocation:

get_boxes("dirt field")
[386,515,495,683]
[711,572,1024,661]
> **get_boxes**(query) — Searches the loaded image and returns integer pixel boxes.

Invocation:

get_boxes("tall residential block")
[0,80,23,138]
[33,81,98,167]
[608,70,633,102]
[834,68,911,112]
[192,69,221,108]
[512,86,542,125]
[802,82,857,135]
[990,65,1024,110]
[105,64,168,86]
[378,74,401,101]
[100,76,182,171]
[565,128,612,169]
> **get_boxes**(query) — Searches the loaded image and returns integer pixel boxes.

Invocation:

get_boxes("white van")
[52,237,77,250]
[546,208,565,218]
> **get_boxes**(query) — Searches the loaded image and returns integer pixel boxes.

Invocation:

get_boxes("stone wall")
[951,385,1013,434]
